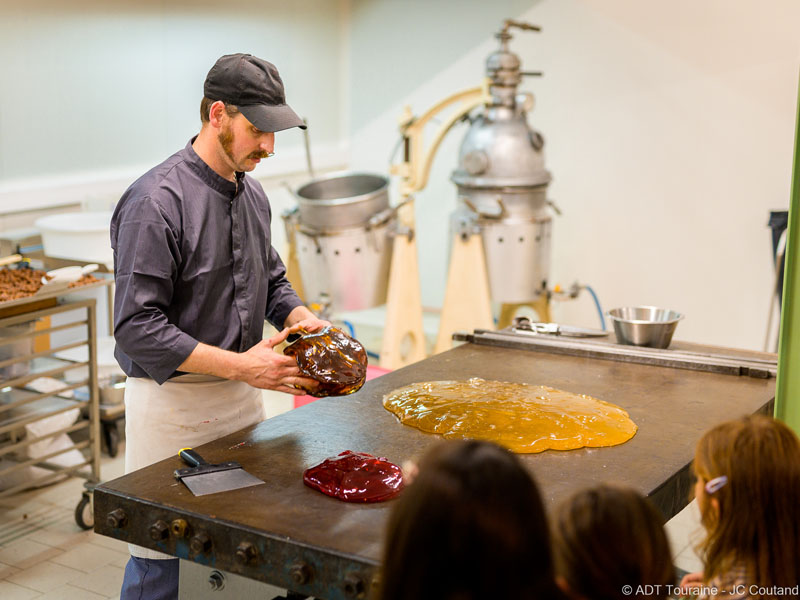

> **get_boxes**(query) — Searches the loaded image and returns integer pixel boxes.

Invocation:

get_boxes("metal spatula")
[36,263,99,295]
[174,448,264,496]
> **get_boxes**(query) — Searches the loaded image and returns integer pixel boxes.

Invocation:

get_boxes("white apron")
[124,374,265,559]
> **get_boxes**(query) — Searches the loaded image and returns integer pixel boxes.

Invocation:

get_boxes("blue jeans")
[121,556,179,600]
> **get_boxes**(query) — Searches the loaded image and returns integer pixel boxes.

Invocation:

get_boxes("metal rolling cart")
[0,275,112,529]
[27,255,124,458]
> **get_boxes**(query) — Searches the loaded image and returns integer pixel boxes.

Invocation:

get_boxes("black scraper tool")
[174,448,264,496]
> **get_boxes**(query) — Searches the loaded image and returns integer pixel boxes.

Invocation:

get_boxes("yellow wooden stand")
[381,81,492,366]
[380,202,427,369]
[283,219,306,303]
[434,232,494,353]
[497,296,552,329]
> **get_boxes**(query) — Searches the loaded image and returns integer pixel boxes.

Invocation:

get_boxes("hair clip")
[705,475,728,494]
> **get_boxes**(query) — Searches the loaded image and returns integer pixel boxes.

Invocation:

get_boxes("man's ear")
[208,100,227,128]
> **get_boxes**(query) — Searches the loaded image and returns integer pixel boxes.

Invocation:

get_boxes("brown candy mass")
[283,326,368,397]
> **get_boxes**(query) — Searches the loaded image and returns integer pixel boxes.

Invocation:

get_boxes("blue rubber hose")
[583,285,606,331]
[341,320,356,338]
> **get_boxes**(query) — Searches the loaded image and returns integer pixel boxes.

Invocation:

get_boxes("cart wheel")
[103,423,120,458]
[75,492,94,530]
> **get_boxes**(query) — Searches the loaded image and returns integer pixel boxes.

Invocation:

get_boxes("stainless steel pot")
[294,223,393,312]
[295,173,390,231]
[286,172,395,312]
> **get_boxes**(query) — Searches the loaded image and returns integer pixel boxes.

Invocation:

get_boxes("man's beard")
[218,124,272,172]
[218,124,238,167]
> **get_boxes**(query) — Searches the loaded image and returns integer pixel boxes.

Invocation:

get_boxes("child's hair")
[378,440,564,600]
[693,414,800,594]
[553,484,674,600]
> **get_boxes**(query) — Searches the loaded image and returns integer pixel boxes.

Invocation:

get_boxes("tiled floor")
[0,391,705,598]
[0,449,127,600]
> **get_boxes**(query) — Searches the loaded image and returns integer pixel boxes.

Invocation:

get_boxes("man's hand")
[176,305,331,394]
[286,317,331,336]
[237,330,318,395]
[284,305,331,334]
[178,334,319,395]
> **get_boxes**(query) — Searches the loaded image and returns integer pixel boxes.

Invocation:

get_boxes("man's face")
[217,112,275,174]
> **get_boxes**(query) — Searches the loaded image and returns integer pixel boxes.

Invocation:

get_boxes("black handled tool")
[174,448,264,497]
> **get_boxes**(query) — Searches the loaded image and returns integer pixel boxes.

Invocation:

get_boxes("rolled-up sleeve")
[264,244,304,329]
[112,197,199,384]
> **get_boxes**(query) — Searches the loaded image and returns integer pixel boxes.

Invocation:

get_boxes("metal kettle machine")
[284,20,554,368]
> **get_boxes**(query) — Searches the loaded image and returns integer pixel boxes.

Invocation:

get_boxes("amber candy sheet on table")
[382,377,637,453]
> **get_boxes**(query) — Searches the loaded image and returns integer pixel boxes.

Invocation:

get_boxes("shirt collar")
[184,137,245,197]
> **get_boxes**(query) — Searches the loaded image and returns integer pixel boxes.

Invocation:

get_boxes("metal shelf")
[0,297,101,508]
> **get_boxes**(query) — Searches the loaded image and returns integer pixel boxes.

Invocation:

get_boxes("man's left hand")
[287,317,330,335]
[284,305,330,335]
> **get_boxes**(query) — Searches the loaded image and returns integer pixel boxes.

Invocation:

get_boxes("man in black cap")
[112,54,328,599]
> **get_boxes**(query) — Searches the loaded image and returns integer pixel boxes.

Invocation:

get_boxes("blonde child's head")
[693,414,800,593]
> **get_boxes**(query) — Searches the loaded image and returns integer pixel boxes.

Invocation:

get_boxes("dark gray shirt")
[111,139,303,384]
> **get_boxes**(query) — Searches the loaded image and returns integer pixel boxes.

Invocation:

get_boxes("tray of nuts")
[0,266,112,317]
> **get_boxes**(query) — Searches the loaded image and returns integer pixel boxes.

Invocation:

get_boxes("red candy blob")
[303,450,404,503]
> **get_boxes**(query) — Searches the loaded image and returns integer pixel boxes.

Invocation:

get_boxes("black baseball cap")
[204,53,306,132]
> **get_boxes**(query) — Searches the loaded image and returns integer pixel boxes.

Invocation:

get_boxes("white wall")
[2,0,798,352]
[348,0,800,351]
[0,0,348,214]
[536,0,799,351]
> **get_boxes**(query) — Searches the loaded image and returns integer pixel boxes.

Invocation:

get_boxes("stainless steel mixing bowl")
[607,306,684,349]
[99,374,126,405]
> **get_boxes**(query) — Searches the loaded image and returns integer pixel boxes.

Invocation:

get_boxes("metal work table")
[93,337,775,599]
